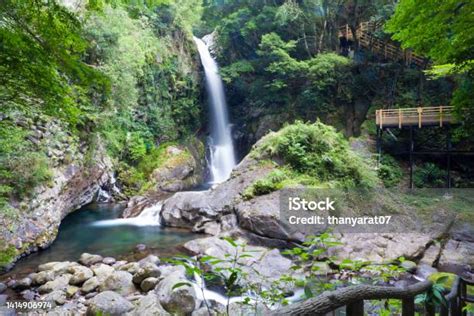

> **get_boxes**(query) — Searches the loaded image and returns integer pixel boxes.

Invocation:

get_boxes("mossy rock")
[0,245,18,270]
[429,272,474,295]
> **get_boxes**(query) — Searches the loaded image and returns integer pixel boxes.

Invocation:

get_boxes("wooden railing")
[339,22,427,67]
[272,276,473,316]
[375,106,455,128]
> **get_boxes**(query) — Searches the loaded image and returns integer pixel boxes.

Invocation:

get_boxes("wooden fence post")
[402,297,415,316]
[346,300,364,316]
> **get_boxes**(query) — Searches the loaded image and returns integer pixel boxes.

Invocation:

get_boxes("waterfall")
[193,36,236,184]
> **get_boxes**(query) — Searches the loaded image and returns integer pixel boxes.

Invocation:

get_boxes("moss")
[0,245,18,269]
[429,272,474,295]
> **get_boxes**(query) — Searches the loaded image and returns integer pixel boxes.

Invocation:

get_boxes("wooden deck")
[339,22,427,67]
[376,106,455,128]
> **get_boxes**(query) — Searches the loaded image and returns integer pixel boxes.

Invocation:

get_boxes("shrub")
[255,121,378,188]
[414,162,446,188]
[378,155,403,187]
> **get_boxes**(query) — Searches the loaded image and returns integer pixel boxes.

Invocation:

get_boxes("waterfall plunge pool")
[1,203,196,279]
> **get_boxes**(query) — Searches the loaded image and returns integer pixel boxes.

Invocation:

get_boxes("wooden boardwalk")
[339,22,427,67]
[376,106,455,128]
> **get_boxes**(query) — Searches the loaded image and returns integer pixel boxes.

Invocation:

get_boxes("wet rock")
[81,277,99,294]
[184,236,293,286]
[420,243,441,266]
[400,260,417,273]
[138,255,160,267]
[112,260,128,269]
[128,292,170,316]
[0,294,7,305]
[438,239,474,273]
[38,275,72,294]
[66,285,80,298]
[84,292,97,299]
[118,262,140,274]
[79,253,103,266]
[12,277,32,291]
[416,264,438,280]
[156,265,197,315]
[43,290,67,305]
[135,244,147,252]
[0,282,6,293]
[22,289,38,301]
[99,271,136,296]
[132,263,161,285]
[235,191,306,242]
[31,270,55,285]
[140,277,159,292]
[102,257,116,265]
[86,291,133,315]
[91,263,114,280]
[69,265,93,285]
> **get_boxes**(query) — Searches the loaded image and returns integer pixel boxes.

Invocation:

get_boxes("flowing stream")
[194,36,236,184]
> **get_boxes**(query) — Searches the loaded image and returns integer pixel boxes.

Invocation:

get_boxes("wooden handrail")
[339,22,427,67]
[376,106,455,128]
[271,281,432,316]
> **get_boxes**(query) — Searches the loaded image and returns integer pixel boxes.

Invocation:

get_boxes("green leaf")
[172,282,192,290]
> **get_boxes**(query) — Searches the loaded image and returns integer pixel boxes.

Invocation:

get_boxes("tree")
[386,0,474,136]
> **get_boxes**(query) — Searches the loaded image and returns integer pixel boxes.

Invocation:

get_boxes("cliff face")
[0,117,114,271]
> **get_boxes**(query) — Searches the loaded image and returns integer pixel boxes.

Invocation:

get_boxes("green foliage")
[414,162,446,188]
[386,0,474,136]
[0,244,17,269]
[0,0,108,127]
[254,121,378,191]
[415,275,448,310]
[378,155,403,187]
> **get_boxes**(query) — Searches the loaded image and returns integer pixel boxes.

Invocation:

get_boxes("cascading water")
[193,36,236,184]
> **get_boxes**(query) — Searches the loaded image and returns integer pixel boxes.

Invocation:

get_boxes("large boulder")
[183,236,293,287]
[38,275,72,294]
[69,265,93,285]
[87,291,133,315]
[128,292,171,316]
[132,263,161,285]
[79,253,103,266]
[438,240,474,273]
[155,265,198,315]
[99,271,136,296]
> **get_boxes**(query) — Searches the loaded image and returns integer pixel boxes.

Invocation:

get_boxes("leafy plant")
[415,275,448,311]
[414,162,446,188]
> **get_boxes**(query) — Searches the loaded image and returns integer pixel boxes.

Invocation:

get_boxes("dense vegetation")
[244,121,378,199]
[0,0,203,207]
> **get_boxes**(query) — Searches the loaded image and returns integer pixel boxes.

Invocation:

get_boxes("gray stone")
[65,285,79,298]
[135,244,147,252]
[416,264,438,280]
[156,265,197,315]
[438,239,474,272]
[81,277,99,293]
[132,263,161,285]
[420,243,442,266]
[0,283,6,293]
[138,254,160,267]
[43,290,67,305]
[127,292,170,316]
[140,277,159,292]
[31,270,55,285]
[99,271,136,296]
[118,262,140,274]
[12,277,32,290]
[91,263,114,280]
[87,291,133,315]
[38,275,72,294]
[400,260,417,273]
[69,265,93,285]
[102,257,116,265]
[79,253,103,266]
[0,294,7,305]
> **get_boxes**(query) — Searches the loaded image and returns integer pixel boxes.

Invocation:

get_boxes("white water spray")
[91,202,162,227]
[193,36,236,184]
